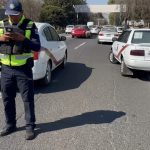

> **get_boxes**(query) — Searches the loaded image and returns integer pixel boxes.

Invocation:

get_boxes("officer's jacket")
[0,15,41,66]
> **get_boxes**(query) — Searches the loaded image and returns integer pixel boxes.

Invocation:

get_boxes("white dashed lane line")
[74,42,87,50]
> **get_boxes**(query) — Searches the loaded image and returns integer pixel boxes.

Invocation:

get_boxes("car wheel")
[72,35,74,38]
[109,51,118,64]
[97,40,102,44]
[120,59,126,76]
[60,52,67,69]
[41,61,52,85]
[89,34,92,38]
[120,58,133,76]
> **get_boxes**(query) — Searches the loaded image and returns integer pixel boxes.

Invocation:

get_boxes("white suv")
[109,28,150,76]
[33,22,67,85]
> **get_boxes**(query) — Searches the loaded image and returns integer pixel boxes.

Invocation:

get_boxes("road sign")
[74,5,126,13]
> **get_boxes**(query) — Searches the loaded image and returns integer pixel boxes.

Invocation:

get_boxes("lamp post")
[120,0,124,26]
[73,5,78,25]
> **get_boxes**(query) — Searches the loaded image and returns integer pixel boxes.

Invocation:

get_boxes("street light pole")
[120,0,124,26]
[73,5,79,25]
[77,12,78,24]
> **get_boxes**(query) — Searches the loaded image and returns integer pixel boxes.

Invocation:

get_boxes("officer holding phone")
[0,0,41,140]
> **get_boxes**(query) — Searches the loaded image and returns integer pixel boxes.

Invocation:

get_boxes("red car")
[71,25,91,38]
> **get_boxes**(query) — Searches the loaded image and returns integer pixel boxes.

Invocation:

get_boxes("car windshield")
[74,25,87,29]
[66,25,74,28]
[101,27,117,32]
[131,31,150,43]
[117,27,123,32]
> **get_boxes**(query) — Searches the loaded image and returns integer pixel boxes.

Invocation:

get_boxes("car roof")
[35,22,55,30]
[126,28,150,31]
[66,25,74,27]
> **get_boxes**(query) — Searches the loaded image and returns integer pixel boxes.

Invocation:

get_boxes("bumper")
[98,37,113,42]
[125,59,150,71]
[32,60,46,80]
[72,33,85,37]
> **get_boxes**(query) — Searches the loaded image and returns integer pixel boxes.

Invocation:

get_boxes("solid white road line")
[74,42,87,50]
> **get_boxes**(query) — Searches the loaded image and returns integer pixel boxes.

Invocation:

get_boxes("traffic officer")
[0,0,41,140]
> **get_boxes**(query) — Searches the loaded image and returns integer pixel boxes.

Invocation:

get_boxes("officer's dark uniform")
[0,15,41,132]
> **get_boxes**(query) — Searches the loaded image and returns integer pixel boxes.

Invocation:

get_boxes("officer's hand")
[0,34,11,42]
[6,32,25,42]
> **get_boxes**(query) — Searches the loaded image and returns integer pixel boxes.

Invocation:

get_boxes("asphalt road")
[0,34,150,149]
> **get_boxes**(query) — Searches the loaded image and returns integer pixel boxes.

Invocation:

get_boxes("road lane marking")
[74,42,87,50]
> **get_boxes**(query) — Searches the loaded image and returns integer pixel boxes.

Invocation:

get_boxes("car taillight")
[33,52,39,60]
[99,33,104,36]
[130,50,145,56]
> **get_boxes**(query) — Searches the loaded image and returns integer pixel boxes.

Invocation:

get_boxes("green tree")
[40,5,66,27]
[40,0,88,27]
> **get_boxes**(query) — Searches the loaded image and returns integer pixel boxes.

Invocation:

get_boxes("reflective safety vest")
[0,15,33,66]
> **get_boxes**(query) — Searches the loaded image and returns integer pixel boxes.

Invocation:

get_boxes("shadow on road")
[34,62,93,94]
[35,110,126,136]
[132,70,150,81]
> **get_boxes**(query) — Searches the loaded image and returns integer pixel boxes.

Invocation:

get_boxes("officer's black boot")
[0,125,17,136]
[25,129,35,140]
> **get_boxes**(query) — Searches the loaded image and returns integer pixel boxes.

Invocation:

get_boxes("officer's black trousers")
[1,65,36,129]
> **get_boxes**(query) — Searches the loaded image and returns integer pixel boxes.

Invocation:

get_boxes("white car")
[97,26,119,44]
[116,26,123,35]
[90,25,101,34]
[109,28,150,76]
[33,22,67,85]
[65,25,74,34]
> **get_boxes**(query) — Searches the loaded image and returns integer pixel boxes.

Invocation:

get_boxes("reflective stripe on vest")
[0,21,4,36]
[0,17,34,66]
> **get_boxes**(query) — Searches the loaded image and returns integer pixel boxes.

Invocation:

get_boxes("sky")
[86,0,108,5]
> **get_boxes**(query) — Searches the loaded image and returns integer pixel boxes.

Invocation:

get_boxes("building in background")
[0,9,5,19]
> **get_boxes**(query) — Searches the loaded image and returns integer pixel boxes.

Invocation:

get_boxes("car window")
[101,27,117,32]
[67,25,74,28]
[43,26,53,41]
[49,26,60,41]
[131,31,150,43]
[118,31,131,43]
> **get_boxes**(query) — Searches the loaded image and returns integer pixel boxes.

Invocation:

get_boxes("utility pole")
[73,5,79,25]
[120,0,124,26]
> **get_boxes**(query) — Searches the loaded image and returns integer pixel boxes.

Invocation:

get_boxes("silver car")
[97,26,119,44]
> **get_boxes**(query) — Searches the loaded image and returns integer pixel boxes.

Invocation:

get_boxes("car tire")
[41,61,52,85]
[97,40,102,44]
[60,52,67,69]
[121,59,127,76]
[72,35,74,38]
[89,34,92,38]
[109,51,118,64]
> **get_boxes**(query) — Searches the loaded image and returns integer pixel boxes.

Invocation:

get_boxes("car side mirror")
[112,37,118,42]
[60,36,66,41]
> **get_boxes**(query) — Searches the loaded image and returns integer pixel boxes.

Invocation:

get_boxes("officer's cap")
[5,0,22,16]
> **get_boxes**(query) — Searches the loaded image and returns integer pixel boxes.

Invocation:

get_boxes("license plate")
[106,34,111,37]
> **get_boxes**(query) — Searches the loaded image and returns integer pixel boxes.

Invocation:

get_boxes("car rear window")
[101,27,117,32]
[132,31,150,43]
[67,25,74,28]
